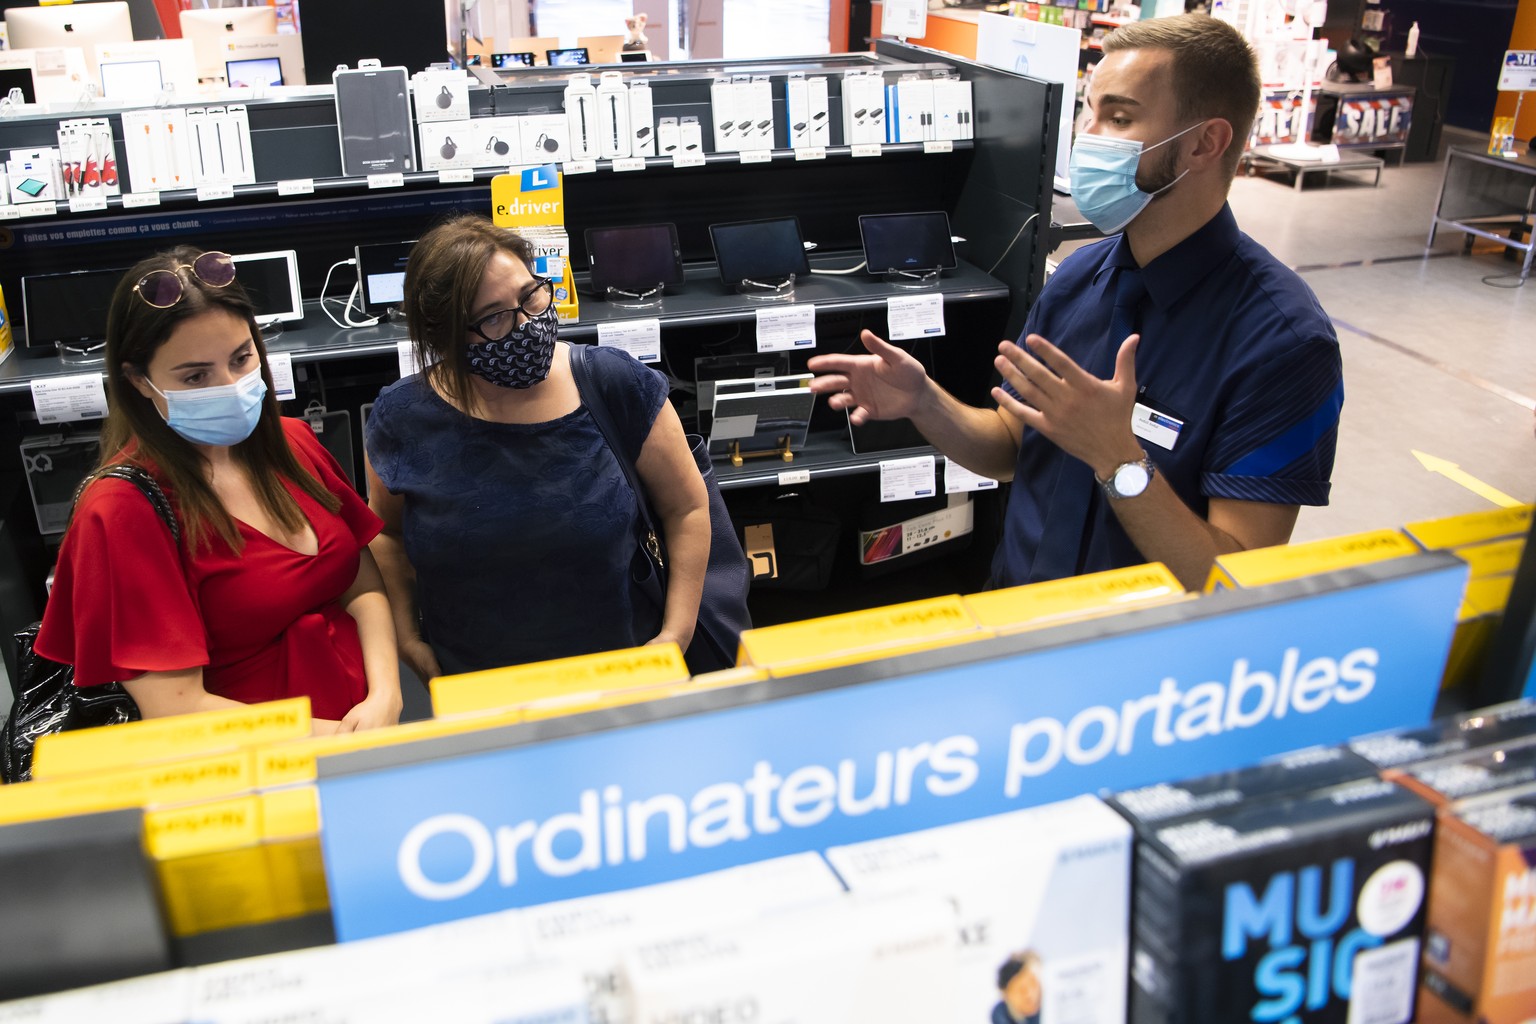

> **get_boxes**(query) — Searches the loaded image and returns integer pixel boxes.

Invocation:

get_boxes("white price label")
[121,191,161,208]
[563,159,598,175]
[20,201,57,217]
[671,152,706,169]
[851,143,883,158]
[612,157,646,172]
[267,353,296,401]
[777,469,811,486]
[196,183,235,201]
[886,293,946,340]
[277,178,316,196]
[68,194,108,213]
[437,167,474,183]
[738,150,773,164]
[879,455,938,502]
[755,304,818,353]
[923,139,954,154]
[597,319,662,364]
[0,206,20,220]
[30,373,109,425]
[794,146,827,161]
[396,339,422,379]
[944,460,998,493]
[367,173,405,190]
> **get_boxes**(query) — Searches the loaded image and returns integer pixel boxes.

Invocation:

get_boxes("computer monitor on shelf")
[179,7,278,81]
[226,56,283,88]
[4,2,133,82]
[96,59,163,101]
[0,66,37,104]
[545,47,590,68]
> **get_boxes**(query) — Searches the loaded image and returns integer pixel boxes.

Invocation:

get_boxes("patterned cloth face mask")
[465,306,559,389]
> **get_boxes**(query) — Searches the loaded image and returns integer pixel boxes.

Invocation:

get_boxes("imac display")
[4,2,133,79]
[225,56,283,88]
[179,6,278,80]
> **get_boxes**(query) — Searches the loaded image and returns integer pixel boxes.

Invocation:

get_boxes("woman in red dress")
[35,248,401,733]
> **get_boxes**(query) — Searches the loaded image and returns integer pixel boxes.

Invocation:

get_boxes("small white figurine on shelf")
[623,11,648,51]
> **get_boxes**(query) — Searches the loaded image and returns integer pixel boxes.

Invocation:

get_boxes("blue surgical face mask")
[147,364,267,447]
[1068,121,1203,234]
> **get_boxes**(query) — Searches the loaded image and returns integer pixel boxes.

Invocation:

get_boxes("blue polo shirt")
[992,204,1343,587]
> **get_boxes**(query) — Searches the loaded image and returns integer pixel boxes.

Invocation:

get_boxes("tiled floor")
[1224,129,1534,542]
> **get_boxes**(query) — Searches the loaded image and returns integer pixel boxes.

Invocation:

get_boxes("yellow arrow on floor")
[1411,450,1523,508]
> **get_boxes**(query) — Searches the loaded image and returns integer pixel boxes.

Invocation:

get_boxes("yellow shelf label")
[144,795,261,860]
[432,643,689,717]
[1453,537,1525,579]
[1205,529,1419,591]
[739,595,978,669]
[766,630,992,678]
[1404,504,1532,551]
[1462,574,1515,618]
[259,787,320,841]
[32,698,310,780]
[0,749,254,826]
[965,563,1185,633]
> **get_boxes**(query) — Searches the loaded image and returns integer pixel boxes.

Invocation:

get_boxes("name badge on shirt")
[1132,402,1184,450]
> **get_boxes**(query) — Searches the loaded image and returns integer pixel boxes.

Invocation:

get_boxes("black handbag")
[569,344,752,674]
[0,465,176,784]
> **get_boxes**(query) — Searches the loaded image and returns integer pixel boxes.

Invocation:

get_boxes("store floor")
[1225,128,1533,542]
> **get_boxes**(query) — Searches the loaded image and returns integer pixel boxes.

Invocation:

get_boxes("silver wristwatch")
[1096,453,1155,500]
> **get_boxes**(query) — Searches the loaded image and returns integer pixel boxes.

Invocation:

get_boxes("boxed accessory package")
[595,71,630,160]
[521,853,845,1024]
[1347,699,1536,771]
[1384,741,1536,805]
[710,76,739,152]
[1103,743,1382,831]
[656,116,680,156]
[563,73,598,160]
[333,62,417,176]
[470,115,521,169]
[888,75,934,144]
[521,224,579,324]
[1416,784,1536,1024]
[56,118,121,200]
[1122,778,1437,1024]
[417,118,475,172]
[931,75,975,141]
[121,107,195,192]
[678,116,703,155]
[622,890,957,1021]
[184,105,256,186]
[785,74,830,149]
[858,492,973,577]
[842,70,885,146]
[6,147,63,204]
[825,794,1133,1024]
[21,432,102,534]
[628,80,655,156]
[726,489,842,591]
[412,68,470,123]
[517,113,568,164]
[739,75,774,151]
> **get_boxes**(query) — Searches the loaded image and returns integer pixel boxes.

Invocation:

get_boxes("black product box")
[1387,741,1536,805]
[1104,743,1380,829]
[1127,778,1437,1024]
[1346,699,1536,770]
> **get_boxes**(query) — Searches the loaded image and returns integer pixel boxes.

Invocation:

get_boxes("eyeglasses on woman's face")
[466,277,554,343]
[132,251,238,309]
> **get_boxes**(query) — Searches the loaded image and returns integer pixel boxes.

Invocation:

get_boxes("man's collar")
[1102,204,1240,308]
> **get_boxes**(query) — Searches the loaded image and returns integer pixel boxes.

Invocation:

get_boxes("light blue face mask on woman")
[1067,121,1203,234]
[147,365,268,447]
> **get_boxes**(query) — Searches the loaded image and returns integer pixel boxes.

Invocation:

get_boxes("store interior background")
[427,0,1536,543]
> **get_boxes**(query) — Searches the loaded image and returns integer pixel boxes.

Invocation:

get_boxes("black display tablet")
[859,211,957,276]
[546,47,591,67]
[21,268,124,352]
[354,240,416,314]
[710,217,811,287]
[492,51,536,69]
[585,224,684,296]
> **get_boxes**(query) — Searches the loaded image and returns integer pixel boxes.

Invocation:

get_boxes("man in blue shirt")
[809,15,1342,591]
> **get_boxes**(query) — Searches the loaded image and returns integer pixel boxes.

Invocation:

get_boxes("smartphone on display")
[333,65,417,176]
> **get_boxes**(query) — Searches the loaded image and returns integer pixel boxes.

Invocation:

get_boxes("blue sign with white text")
[319,561,1465,941]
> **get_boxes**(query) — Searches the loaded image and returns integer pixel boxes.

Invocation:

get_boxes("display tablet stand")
[882,267,942,288]
[604,283,664,308]
[728,434,796,467]
[735,274,796,300]
[56,340,106,365]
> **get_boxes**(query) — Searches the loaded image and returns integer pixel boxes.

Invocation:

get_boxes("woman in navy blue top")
[363,214,709,680]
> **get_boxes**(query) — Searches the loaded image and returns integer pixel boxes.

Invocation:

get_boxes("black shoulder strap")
[569,344,661,541]
[73,463,180,544]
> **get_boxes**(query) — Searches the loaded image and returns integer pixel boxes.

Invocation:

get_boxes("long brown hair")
[403,213,536,415]
[96,245,340,553]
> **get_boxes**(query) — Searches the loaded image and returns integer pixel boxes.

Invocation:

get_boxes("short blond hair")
[1103,14,1259,181]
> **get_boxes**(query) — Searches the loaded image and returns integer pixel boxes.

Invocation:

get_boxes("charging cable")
[810,260,867,276]
[987,212,1039,275]
[320,258,381,328]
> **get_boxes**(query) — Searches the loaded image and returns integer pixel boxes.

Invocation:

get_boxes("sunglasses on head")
[132,251,238,309]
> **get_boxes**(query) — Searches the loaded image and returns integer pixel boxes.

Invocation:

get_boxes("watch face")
[1114,462,1150,497]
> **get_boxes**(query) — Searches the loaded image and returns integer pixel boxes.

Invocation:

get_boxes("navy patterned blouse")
[365,345,667,675]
